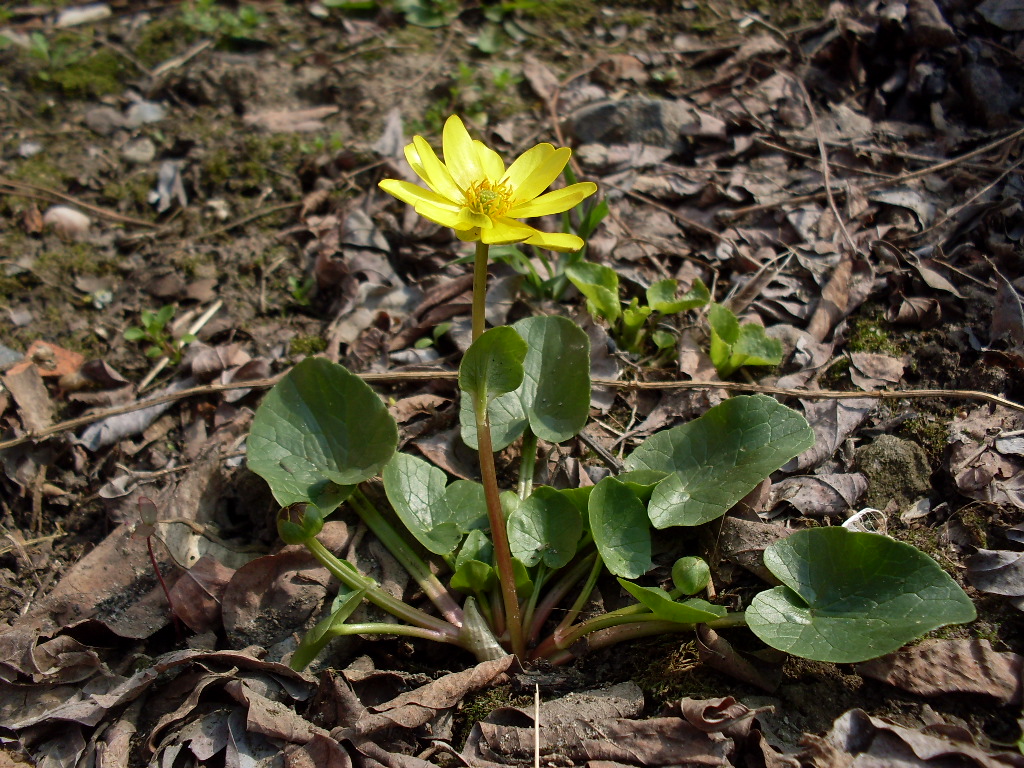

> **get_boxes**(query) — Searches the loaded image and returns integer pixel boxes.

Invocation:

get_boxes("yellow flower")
[379,115,597,252]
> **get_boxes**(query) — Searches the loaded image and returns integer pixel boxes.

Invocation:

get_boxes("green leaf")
[123,327,146,341]
[456,528,493,568]
[618,580,727,623]
[589,477,652,579]
[747,528,977,663]
[155,304,175,327]
[646,277,710,315]
[459,326,527,410]
[577,198,610,241]
[612,469,667,503]
[450,559,496,595]
[383,453,462,555]
[672,556,711,595]
[566,262,621,323]
[625,395,814,528]
[508,486,582,568]
[459,389,527,451]
[290,584,366,671]
[514,315,591,443]
[445,479,488,533]
[707,304,781,378]
[731,324,784,368]
[247,358,398,510]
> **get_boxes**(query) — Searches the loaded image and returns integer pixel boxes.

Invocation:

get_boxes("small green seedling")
[707,303,782,378]
[566,261,711,356]
[124,305,195,364]
[244,114,976,671]
[287,275,315,307]
[414,321,453,349]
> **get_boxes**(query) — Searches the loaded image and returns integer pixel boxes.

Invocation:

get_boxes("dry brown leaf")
[857,639,1023,704]
[168,554,235,633]
[798,708,1024,767]
[3,364,55,433]
[849,351,905,389]
[783,398,875,472]
[243,106,339,133]
[767,473,867,517]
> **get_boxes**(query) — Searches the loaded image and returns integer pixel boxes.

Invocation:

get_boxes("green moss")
[899,415,950,465]
[37,242,115,278]
[821,358,851,389]
[202,133,304,191]
[452,685,531,750]
[102,175,151,208]
[134,15,197,66]
[289,335,327,356]
[516,0,596,27]
[10,154,67,188]
[37,47,127,98]
[847,312,905,355]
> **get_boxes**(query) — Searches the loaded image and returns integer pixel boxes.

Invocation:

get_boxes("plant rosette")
[246,114,976,671]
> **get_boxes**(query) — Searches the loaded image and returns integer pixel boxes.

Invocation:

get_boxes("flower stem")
[349,488,464,627]
[517,428,538,500]
[472,240,489,340]
[475,398,525,658]
[305,537,459,640]
[471,240,524,658]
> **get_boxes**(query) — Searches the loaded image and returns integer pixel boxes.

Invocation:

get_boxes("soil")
[3,0,1024,765]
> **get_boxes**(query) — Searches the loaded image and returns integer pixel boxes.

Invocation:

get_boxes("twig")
[719,124,1024,222]
[795,77,857,254]
[1,370,1021,452]
[607,182,726,242]
[0,177,159,228]
[138,299,223,393]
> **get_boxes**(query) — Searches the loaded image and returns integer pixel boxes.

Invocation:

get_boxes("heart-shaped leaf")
[508,486,583,568]
[514,315,591,443]
[625,395,814,528]
[460,389,527,450]
[589,477,652,579]
[248,358,398,510]
[747,527,977,663]
[383,453,462,555]
[618,580,727,623]
[459,325,527,410]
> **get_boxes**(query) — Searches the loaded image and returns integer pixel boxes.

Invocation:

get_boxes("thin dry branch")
[1,370,1020,452]
[718,124,1024,223]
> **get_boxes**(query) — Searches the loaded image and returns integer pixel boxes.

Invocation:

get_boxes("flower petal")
[474,140,505,181]
[457,208,493,230]
[503,143,554,190]
[482,217,540,245]
[442,115,484,190]
[506,145,570,202]
[509,182,598,218]
[524,229,585,252]
[379,179,462,213]
[456,227,481,242]
[416,200,476,229]
[404,142,428,183]
[413,135,464,202]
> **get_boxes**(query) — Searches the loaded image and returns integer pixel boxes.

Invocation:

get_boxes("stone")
[564,97,726,150]
[855,434,932,511]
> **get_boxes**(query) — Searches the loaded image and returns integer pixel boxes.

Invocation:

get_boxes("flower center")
[465,179,513,218]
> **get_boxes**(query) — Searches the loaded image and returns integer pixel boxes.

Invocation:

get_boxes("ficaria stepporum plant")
[246,115,975,670]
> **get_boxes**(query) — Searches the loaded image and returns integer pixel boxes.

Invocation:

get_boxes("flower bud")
[277,502,323,545]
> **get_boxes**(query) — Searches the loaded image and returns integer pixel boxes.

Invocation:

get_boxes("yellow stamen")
[465,179,514,218]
